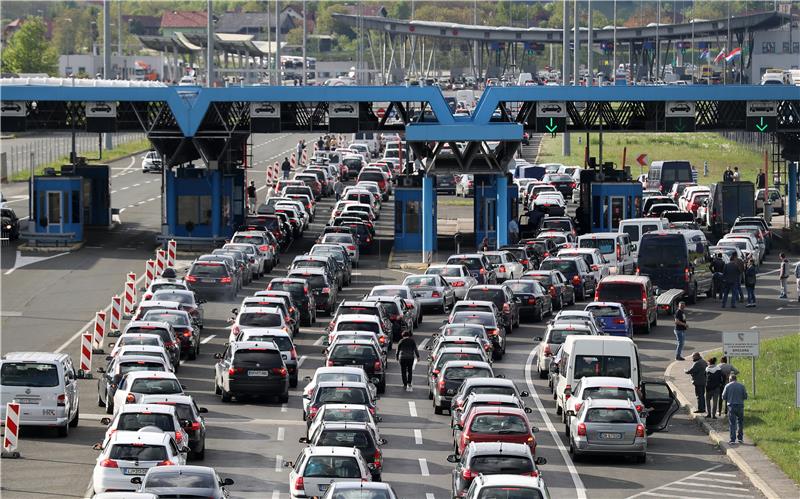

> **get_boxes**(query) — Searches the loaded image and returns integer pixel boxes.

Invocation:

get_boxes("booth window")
[178,195,212,226]
[395,202,403,233]
[72,190,81,223]
[592,196,601,228]
[48,192,61,224]
[405,200,421,233]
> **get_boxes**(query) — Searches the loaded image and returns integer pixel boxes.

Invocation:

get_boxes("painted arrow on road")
[636,153,648,167]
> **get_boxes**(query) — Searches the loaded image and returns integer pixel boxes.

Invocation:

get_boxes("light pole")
[302,0,307,86]
[207,0,214,87]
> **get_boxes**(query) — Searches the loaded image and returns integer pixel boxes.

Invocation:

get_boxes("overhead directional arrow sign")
[545,118,558,133]
[535,101,567,135]
[664,101,695,132]
[756,117,768,132]
[746,100,777,133]
[636,153,648,167]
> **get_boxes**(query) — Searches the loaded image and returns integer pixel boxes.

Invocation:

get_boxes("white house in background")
[750,20,799,83]
[59,55,166,80]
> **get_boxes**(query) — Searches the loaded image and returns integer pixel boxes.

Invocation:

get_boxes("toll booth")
[589,182,643,232]
[393,174,437,252]
[164,167,246,243]
[474,174,518,248]
[30,174,84,242]
[60,163,111,227]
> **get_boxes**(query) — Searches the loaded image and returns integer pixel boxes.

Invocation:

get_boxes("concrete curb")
[665,358,798,499]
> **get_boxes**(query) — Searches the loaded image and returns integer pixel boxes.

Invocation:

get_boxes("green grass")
[10,138,152,182]
[710,334,800,483]
[539,133,767,186]
[439,198,474,207]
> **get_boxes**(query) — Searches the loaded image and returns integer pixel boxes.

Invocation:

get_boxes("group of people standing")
[710,253,758,308]
[686,353,747,445]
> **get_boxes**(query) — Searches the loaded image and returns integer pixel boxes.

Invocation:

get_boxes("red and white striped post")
[93,311,106,353]
[109,295,122,332]
[80,332,93,375]
[301,149,308,165]
[167,240,177,267]
[2,402,20,457]
[290,155,296,168]
[123,273,136,317]
[144,259,155,289]
[156,249,166,276]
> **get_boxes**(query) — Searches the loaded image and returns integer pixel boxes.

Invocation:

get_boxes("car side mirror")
[322,348,328,355]
[91,443,103,451]
[453,423,463,431]
[198,298,207,304]
[525,407,533,414]
[105,356,113,362]
[520,391,529,397]
[535,457,547,465]
[530,426,540,433]
[107,342,115,349]
[446,454,459,463]
[198,407,208,413]
[213,353,223,360]
[298,437,309,443]
[130,477,143,485]
[100,417,111,425]
[222,478,234,486]
[379,438,388,445]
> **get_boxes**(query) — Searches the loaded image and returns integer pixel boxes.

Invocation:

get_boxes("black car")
[326,340,387,392]
[539,257,597,301]
[504,279,553,322]
[1,207,20,240]
[464,285,520,334]
[144,394,208,460]
[436,175,457,195]
[288,269,337,315]
[267,278,316,326]
[543,173,576,199]
[186,261,237,300]
[524,238,558,259]
[521,270,575,309]
[446,254,497,285]
[141,309,201,361]
[214,341,290,403]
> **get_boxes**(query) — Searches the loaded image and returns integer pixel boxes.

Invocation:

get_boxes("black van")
[637,230,713,303]
[646,161,694,194]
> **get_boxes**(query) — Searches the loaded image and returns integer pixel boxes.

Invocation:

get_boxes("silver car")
[533,323,596,378]
[568,398,647,463]
[402,274,456,313]
[426,264,478,300]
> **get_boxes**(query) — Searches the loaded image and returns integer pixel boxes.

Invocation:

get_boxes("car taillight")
[591,264,599,271]
[528,297,537,304]
[574,402,583,413]
[635,424,645,438]
[431,369,440,377]
[577,423,587,436]
[126,393,136,403]
[564,384,572,399]
[378,336,386,345]
[462,468,477,480]
[451,281,465,287]
[570,182,577,188]
[487,328,499,336]
[182,330,192,337]
[594,289,600,301]
[543,252,549,258]
[499,265,506,273]
[572,275,582,285]
[438,379,446,395]
[308,406,319,420]
[390,314,400,320]
[185,275,197,282]
[543,345,552,357]
[479,268,486,274]
[684,267,690,282]
[373,360,382,372]
[231,325,240,337]
[326,360,334,366]
[616,245,622,261]
[221,277,232,283]
[189,421,201,431]
[347,245,356,250]
[57,394,66,407]
[272,367,288,377]
[228,367,245,376]
[432,291,441,298]
[641,288,648,310]
[523,470,540,477]
[635,404,643,413]
[373,449,382,468]
[258,245,269,252]
[143,294,152,300]
[614,318,626,325]
[290,347,297,360]
[175,431,183,443]
[520,259,529,265]
[99,459,119,468]
[165,341,177,349]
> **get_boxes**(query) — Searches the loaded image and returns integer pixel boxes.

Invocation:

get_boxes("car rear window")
[574,355,631,379]
[304,456,362,478]
[325,234,354,244]
[469,414,528,433]
[405,276,439,287]
[144,471,215,488]
[540,260,578,277]
[465,289,505,308]
[130,378,182,395]
[443,325,484,337]
[142,312,190,327]
[524,274,552,286]
[445,367,491,380]
[359,172,384,183]
[109,444,167,461]
[638,236,688,268]
[151,292,192,305]
[331,344,378,361]
[323,408,368,423]
[506,281,538,294]
[119,361,166,375]
[471,455,534,474]
[579,238,615,254]
[246,336,293,351]
[239,312,282,328]
[118,337,161,348]
[547,328,592,344]
[291,274,326,289]
[543,220,572,231]
[597,283,644,301]
[448,257,483,270]
[233,350,282,368]
[294,260,327,270]
[450,313,495,327]
[585,306,623,317]
[190,263,227,277]
[436,352,484,369]
[1,362,59,387]
[470,386,515,397]
[232,235,265,245]
[150,283,185,292]
[317,387,368,405]
[583,387,636,402]
[117,413,175,432]
[317,430,373,451]
[269,281,305,294]
[478,486,544,499]
[318,373,361,384]
[337,322,380,334]
[585,408,637,423]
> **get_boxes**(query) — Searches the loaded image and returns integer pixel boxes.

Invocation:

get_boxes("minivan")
[618,218,669,258]
[646,160,694,193]
[1,352,80,437]
[577,233,635,275]
[595,276,657,334]
[352,132,380,157]
[555,336,640,418]
[637,230,713,304]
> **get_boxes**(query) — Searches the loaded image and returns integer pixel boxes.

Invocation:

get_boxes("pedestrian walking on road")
[333,178,344,201]
[721,254,742,308]
[396,331,419,392]
[316,137,324,150]
[744,257,757,307]
[778,252,789,299]
[718,356,739,416]
[281,157,291,180]
[246,181,257,214]
[722,373,748,444]
[704,357,724,419]
[685,352,708,414]
[673,301,688,360]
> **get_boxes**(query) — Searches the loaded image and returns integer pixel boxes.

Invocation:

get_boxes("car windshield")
[579,238,615,254]
[109,444,167,462]
[151,292,193,305]
[471,455,534,474]
[547,328,591,344]
[597,283,643,301]
[130,378,182,395]
[318,430,372,451]
[448,258,483,270]
[239,312,282,328]
[469,414,528,434]
[540,260,578,277]
[405,276,439,287]
[317,387,368,404]
[119,361,166,375]
[323,408,368,423]
[304,456,362,478]
[465,290,504,308]
[233,351,282,368]
[337,322,380,334]
[1,362,59,387]
[443,325,484,337]
[585,408,637,423]
[574,355,631,379]
[583,387,636,402]
[331,344,378,361]
[117,413,174,432]
[142,312,190,326]
[450,313,495,327]
[445,367,491,380]
[585,306,623,317]
[144,471,215,488]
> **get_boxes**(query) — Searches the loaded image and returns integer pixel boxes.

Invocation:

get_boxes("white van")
[618,218,669,259]
[577,233,635,275]
[555,336,640,417]
[351,132,380,158]
[0,352,81,437]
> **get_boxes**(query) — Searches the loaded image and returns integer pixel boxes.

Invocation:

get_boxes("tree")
[1,17,58,75]
[285,27,304,46]
[316,3,354,38]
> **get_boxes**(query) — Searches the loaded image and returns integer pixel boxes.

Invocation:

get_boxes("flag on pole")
[725,47,742,62]
[699,48,710,61]
[713,48,726,64]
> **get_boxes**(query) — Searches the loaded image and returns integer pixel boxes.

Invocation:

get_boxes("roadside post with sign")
[722,331,759,397]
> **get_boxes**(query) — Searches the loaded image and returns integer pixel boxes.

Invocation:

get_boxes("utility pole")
[573,0,578,85]
[302,0,307,85]
[117,1,122,57]
[266,1,271,84]
[587,0,593,86]
[207,0,214,87]
[275,0,281,86]
[102,0,112,151]
[612,0,617,77]
[562,0,570,155]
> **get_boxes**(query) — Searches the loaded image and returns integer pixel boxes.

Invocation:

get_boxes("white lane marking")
[636,494,698,499]
[119,208,126,213]
[0,311,22,317]
[414,429,423,445]
[133,183,141,187]
[298,355,307,368]
[525,349,587,499]
[408,401,417,417]
[418,338,429,351]
[626,465,724,499]
[659,488,751,498]
[110,190,117,194]
[700,471,739,478]
[200,335,216,344]
[281,404,288,413]
[272,491,281,499]
[674,481,750,492]
[750,323,798,329]
[277,427,285,441]
[121,186,129,190]
[4,251,69,275]
[426,494,435,499]
[313,336,324,346]
[418,458,430,476]
[691,476,743,485]
[274,455,283,472]
[147,197,157,202]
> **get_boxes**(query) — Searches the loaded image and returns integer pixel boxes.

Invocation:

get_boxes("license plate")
[414,292,424,297]
[201,278,215,283]
[16,398,37,405]
[248,370,269,377]
[319,484,329,492]
[124,468,147,475]
[42,409,55,416]
[600,432,622,439]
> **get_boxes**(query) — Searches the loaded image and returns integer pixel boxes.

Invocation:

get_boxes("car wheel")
[556,402,562,415]
[688,283,698,305]
[98,392,105,407]
[428,390,433,400]
[534,308,542,322]
[188,345,197,361]
[69,406,80,428]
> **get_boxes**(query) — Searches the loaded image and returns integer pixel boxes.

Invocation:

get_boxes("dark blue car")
[584,302,633,338]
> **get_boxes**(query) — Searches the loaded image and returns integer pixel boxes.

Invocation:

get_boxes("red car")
[454,406,538,457]
[595,275,657,334]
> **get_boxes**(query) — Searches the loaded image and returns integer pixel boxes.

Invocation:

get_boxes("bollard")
[156,250,166,276]
[290,155,296,168]
[144,259,155,289]
[93,311,106,353]
[79,332,93,377]
[167,240,177,267]
[123,273,136,317]
[2,403,21,459]
[302,149,308,164]
[109,295,122,333]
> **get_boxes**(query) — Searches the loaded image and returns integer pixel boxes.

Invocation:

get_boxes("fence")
[1,132,146,180]
[718,131,770,154]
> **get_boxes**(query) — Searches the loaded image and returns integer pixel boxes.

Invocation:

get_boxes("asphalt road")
[1,132,794,498]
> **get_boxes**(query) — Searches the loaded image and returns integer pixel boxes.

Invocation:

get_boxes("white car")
[425,264,478,300]
[112,371,184,414]
[367,285,423,326]
[563,376,646,436]
[101,403,188,450]
[287,446,373,498]
[721,233,763,263]
[229,305,291,342]
[533,323,596,377]
[717,237,758,263]
[107,334,166,360]
[141,151,162,173]
[320,233,360,264]
[301,367,377,419]
[482,251,525,282]
[557,247,609,283]
[140,278,190,302]
[306,403,382,440]
[112,345,173,373]
[177,75,196,86]
[92,429,187,493]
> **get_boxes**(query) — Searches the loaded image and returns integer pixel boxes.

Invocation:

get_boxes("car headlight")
[4,225,10,230]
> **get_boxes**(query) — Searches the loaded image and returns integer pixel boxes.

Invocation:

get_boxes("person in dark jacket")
[704,357,724,418]
[396,331,419,392]
[710,253,725,299]
[281,157,292,179]
[744,257,757,307]
[721,254,742,308]
[718,356,740,416]
[722,374,748,444]
[685,352,708,413]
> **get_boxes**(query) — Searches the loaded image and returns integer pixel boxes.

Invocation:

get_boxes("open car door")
[641,380,680,434]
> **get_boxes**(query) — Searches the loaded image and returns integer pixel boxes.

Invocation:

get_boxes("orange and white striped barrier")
[109,295,122,332]
[167,240,177,267]
[144,259,156,289]
[156,249,166,276]
[290,155,296,168]
[2,402,20,457]
[80,332,93,374]
[301,149,308,164]
[123,273,136,317]
[93,311,106,352]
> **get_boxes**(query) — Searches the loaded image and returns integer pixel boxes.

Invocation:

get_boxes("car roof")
[336,314,381,323]
[117,403,176,415]
[124,370,178,381]
[139,394,195,405]
[289,268,327,276]
[456,300,497,308]
[2,352,70,363]
[469,406,527,416]
[466,441,532,456]
[463,377,515,388]
[317,422,371,431]
[314,367,366,377]
[127,320,172,329]
[230,340,280,352]
[304,446,362,457]
[239,306,283,314]
[473,474,546,489]
[316,380,369,389]
[584,398,637,409]
[466,393,521,404]
[579,376,637,388]
[108,428,173,446]
[600,275,651,285]
[585,301,625,309]
[442,360,492,370]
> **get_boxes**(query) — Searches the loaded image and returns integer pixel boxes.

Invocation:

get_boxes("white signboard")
[665,101,695,117]
[1,101,26,117]
[536,101,567,118]
[329,102,359,118]
[722,331,760,357]
[573,101,587,114]
[250,102,280,118]
[746,101,777,117]
[85,102,117,118]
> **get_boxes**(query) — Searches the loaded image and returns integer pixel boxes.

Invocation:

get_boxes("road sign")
[85,102,116,118]
[250,102,280,118]
[329,102,359,118]
[636,154,648,167]
[746,101,777,117]
[665,101,695,117]
[0,101,26,117]
[536,101,567,118]
[722,331,760,357]
[746,101,778,133]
